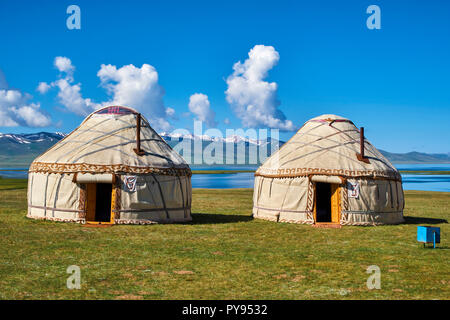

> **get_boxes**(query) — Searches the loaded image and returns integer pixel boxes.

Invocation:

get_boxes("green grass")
[0,178,449,300]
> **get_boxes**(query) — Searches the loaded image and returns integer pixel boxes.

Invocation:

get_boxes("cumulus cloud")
[225,45,295,131]
[10,103,52,127]
[4,56,178,129]
[188,93,217,127]
[37,82,51,94]
[0,75,51,127]
[165,107,177,119]
[97,63,171,131]
[53,78,100,116]
[40,58,174,130]
[39,57,99,116]
[54,56,75,75]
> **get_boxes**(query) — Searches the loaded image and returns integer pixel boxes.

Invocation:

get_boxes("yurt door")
[86,184,97,222]
[86,183,113,224]
[330,184,341,223]
[314,182,341,224]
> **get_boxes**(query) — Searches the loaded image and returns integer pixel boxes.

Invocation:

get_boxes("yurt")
[27,106,192,225]
[253,114,404,226]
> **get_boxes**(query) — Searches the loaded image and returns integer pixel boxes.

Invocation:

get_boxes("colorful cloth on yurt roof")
[93,106,136,115]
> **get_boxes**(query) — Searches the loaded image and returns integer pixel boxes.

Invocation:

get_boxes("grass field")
[0,177,448,300]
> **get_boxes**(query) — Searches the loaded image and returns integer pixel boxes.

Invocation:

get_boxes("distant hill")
[160,132,282,167]
[379,150,450,164]
[0,131,449,167]
[0,132,66,167]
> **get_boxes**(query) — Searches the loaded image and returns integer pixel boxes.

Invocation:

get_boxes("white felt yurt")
[253,114,404,226]
[27,106,192,225]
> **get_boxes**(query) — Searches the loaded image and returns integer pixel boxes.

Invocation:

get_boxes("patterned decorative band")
[255,167,401,181]
[29,161,192,176]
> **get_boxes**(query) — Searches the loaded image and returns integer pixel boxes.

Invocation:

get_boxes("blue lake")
[0,168,28,179]
[397,164,450,193]
[191,172,255,189]
[1,164,450,192]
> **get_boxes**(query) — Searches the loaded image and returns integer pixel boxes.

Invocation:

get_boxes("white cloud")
[37,82,51,94]
[97,63,171,131]
[0,78,51,127]
[38,58,178,131]
[188,93,217,127]
[55,56,75,75]
[10,103,52,127]
[225,45,296,131]
[38,57,99,116]
[53,78,100,116]
[165,107,177,119]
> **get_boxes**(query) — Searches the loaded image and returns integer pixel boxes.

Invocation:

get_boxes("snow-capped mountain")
[0,132,67,166]
[158,132,283,166]
[0,131,282,167]
[0,132,66,144]
[159,132,275,146]
[1,131,449,167]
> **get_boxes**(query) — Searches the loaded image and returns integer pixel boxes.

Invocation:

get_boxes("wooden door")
[86,183,96,222]
[330,184,341,223]
[110,184,116,223]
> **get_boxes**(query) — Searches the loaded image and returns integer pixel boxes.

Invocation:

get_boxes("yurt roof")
[256,114,400,180]
[29,106,190,176]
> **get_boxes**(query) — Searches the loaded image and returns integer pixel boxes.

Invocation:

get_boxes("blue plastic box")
[417,226,440,248]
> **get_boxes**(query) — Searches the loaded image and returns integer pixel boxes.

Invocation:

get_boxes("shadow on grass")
[404,216,448,225]
[190,213,253,224]
[420,246,450,250]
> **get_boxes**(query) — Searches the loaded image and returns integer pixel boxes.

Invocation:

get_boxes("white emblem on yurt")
[348,182,360,199]
[124,176,137,192]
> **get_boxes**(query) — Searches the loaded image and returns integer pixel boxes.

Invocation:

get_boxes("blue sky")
[0,0,449,153]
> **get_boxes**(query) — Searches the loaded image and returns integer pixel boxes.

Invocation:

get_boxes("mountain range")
[0,131,449,167]
[0,132,67,167]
